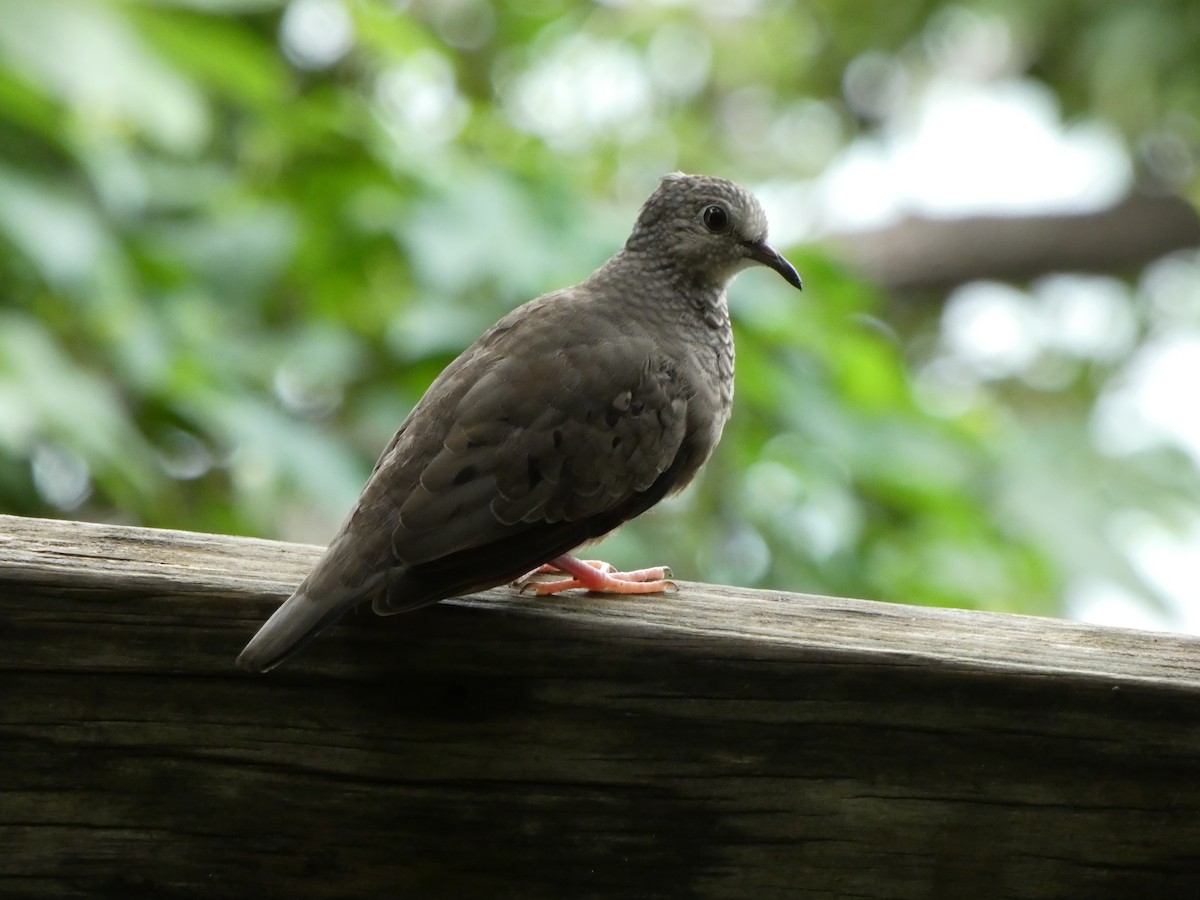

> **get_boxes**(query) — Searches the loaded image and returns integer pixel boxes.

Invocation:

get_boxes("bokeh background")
[2,0,1199,630]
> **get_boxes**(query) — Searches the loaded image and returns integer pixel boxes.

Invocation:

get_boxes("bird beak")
[746,241,803,291]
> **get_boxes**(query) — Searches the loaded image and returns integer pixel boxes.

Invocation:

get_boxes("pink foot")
[512,555,677,596]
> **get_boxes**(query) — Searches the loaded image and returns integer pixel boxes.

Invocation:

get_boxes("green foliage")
[1,0,1197,619]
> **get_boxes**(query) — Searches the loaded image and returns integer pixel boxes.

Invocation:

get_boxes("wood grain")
[2,512,1199,899]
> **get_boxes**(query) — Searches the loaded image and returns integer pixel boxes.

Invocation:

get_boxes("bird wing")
[331,295,695,611]
[395,338,687,556]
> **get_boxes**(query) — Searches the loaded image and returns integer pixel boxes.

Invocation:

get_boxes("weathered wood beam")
[3,513,1199,899]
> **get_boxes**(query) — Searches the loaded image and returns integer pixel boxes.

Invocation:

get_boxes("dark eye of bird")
[702,204,729,233]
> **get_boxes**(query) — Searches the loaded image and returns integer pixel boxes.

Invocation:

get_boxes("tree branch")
[830,192,1200,292]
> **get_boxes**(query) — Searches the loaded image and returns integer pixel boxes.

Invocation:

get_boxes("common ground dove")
[238,173,802,672]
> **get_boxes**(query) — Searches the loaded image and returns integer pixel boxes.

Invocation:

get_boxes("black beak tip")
[780,263,803,291]
[748,241,803,291]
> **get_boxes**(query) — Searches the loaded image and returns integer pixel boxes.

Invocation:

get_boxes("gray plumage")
[237,173,802,672]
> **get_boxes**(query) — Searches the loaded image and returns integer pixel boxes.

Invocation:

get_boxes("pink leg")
[512,555,676,596]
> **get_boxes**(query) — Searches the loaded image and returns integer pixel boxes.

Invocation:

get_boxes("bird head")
[626,173,802,292]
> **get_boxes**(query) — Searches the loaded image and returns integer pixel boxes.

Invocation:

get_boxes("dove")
[238,173,802,672]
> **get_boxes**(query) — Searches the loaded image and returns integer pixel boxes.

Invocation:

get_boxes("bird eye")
[702,205,729,233]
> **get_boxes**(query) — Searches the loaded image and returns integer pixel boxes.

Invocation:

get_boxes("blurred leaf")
[0,165,109,291]
[0,0,210,152]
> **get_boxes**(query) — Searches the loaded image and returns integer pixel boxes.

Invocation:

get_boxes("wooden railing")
[3,513,1199,898]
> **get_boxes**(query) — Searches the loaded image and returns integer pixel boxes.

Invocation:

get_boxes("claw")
[511,555,677,597]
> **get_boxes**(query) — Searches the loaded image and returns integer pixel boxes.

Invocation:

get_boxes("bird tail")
[236,585,364,673]
[237,517,398,672]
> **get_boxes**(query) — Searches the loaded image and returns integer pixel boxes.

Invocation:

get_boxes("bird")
[237,173,802,672]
